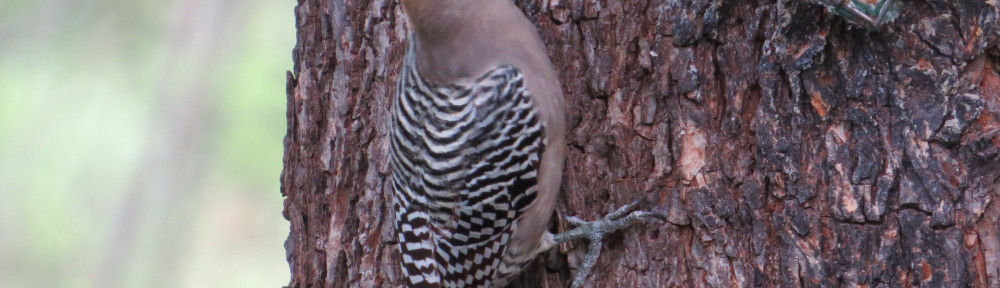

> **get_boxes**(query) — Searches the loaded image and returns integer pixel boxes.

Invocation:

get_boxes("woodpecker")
[390,1,662,287]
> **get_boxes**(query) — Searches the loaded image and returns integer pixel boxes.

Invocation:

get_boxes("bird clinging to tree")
[389,1,664,287]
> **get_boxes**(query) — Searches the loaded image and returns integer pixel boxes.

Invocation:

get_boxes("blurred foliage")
[0,0,294,287]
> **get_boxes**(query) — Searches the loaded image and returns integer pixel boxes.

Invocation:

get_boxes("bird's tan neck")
[401,0,511,83]
[401,0,482,44]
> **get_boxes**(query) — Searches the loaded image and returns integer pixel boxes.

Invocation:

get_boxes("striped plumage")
[391,40,546,287]
[391,2,667,287]
[391,1,567,287]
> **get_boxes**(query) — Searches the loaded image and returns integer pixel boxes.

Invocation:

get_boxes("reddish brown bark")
[282,0,1000,287]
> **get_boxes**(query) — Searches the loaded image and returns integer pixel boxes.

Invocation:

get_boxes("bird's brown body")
[392,1,565,287]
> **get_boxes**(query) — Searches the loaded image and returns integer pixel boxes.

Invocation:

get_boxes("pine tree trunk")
[281,0,1000,287]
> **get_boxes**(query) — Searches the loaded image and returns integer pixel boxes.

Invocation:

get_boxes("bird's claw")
[552,198,664,288]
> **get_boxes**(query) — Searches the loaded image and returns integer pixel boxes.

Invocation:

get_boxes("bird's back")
[392,1,566,287]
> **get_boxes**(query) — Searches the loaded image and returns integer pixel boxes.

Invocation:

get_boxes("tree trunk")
[281,0,1000,287]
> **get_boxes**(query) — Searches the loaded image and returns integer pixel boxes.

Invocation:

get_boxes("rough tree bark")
[282,0,1000,287]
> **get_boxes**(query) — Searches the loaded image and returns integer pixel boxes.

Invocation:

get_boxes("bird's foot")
[551,198,665,288]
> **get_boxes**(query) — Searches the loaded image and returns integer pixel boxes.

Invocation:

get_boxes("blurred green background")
[0,0,294,287]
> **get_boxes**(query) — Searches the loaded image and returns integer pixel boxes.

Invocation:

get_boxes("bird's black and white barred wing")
[390,63,545,288]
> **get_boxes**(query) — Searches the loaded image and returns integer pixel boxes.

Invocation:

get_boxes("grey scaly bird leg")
[547,199,666,288]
